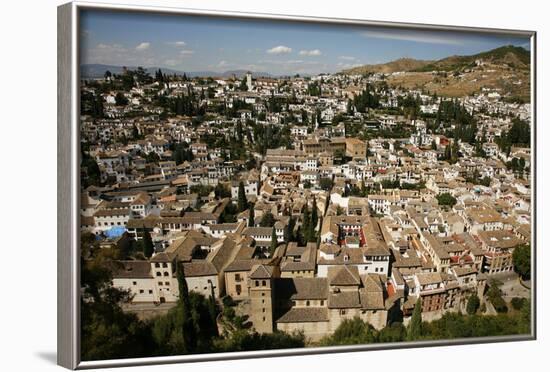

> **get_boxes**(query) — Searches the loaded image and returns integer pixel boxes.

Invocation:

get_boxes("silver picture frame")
[58,1,537,369]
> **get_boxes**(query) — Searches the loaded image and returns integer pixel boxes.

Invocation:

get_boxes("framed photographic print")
[57,1,536,369]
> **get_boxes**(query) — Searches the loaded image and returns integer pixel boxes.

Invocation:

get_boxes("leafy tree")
[436,192,457,207]
[320,177,334,191]
[407,298,422,341]
[319,317,377,346]
[237,181,247,212]
[420,311,529,340]
[145,151,160,164]
[172,143,194,165]
[259,211,275,228]
[353,85,380,113]
[214,183,231,199]
[215,330,305,352]
[487,280,508,313]
[512,244,531,280]
[466,294,480,315]
[80,236,153,360]
[115,92,129,106]
[519,299,531,334]
[81,151,101,187]
[189,184,214,198]
[219,203,238,223]
[378,322,406,343]
[511,297,526,311]
[152,289,218,355]
[142,229,154,258]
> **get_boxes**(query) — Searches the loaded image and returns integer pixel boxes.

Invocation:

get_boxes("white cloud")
[339,56,356,61]
[135,42,151,51]
[84,43,158,67]
[360,30,463,45]
[299,49,322,56]
[266,45,292,54]
[166,41,186,46]
[180,49,195,55]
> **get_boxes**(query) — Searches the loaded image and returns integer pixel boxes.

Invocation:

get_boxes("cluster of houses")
[80,69,531,341]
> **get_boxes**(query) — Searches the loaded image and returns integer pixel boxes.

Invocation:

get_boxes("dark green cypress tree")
[310,199,318,242]
[407,298,422,341]
[248,204,255,227]
[237,181,247,212]
[142,230,154,258]
[302,203,311,244]
[208,284,219,337]
[176,262,196,353]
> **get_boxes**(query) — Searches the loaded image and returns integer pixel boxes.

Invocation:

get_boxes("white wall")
[3,1,545,372]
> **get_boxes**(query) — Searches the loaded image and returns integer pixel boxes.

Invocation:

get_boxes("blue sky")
[80,9,530,75]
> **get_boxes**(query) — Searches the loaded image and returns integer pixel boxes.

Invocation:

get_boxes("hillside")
[413,45,530,72]
[342,58,433,75]
[342,45,531,100]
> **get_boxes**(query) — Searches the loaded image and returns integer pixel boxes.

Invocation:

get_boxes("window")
[139,290,144,294]
[262,280,266,286]
[320,300,324,306]
[155,263,160,268]
[156,272,161,277]
[158,281,163,286]
[262,308,266,313]
[148,290,153,294]
[261,292,265,297]
[306,300,310,306]
[236,284,242,294]
[255,280,259,286]
[132,281,137,286]
[235,274,241,281]
[165,282,170,286]
[162,263,168,268]
[164,272,169,277]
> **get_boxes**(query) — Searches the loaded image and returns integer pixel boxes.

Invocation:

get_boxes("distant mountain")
[81,64,272,79]
[341,45,530,75]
